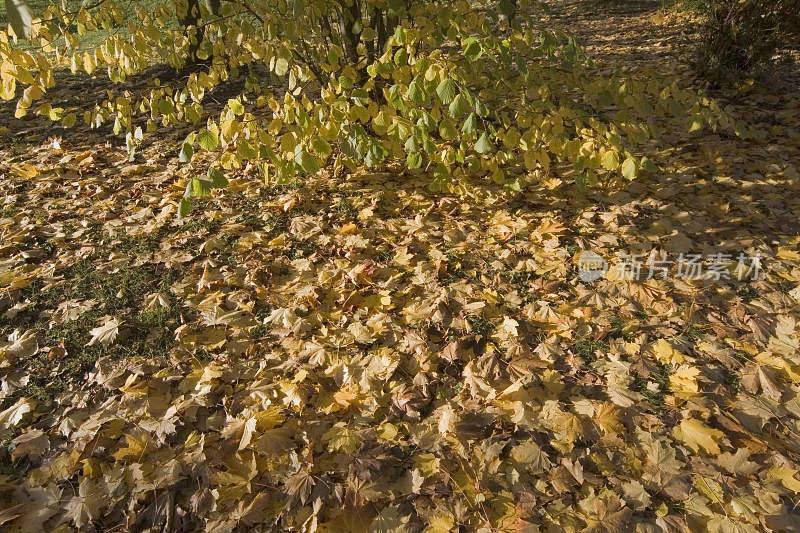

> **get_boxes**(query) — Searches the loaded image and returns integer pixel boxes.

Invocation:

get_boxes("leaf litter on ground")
[1,2,800,532]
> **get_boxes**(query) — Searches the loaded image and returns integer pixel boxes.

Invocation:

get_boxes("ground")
[1,2,800,532]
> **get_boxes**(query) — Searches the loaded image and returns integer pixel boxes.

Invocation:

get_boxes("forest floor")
[1,2,800,532]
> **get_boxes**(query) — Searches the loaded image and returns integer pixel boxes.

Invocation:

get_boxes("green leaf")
[641,156,659,173]
[393,24,405,43]
[474,132,492,154]
[178,142,194,163]
[295,147,319,173]
[197,128,219,151]
[388,84,406,111]
[328,47,341,66]
[185,103,202,124]
[406,80,425,106]
[433,163,450,180]
[394,48,408,66]
[404,135,419,153]
[191,177,212,197]
[365,141,389,168]
[339,74,354,90]
[274,57,289,77]
[228,98,245,115]
[311,136,332,158]
[607,132,623,149]
[621,157,637,180]
[448,94,471,119]
[576,172,587,192]
[439,120,457,140]
[421,136,435,154]
[178,197,192,218]
[461,113,478,134]
[207,167,228,188]
[436,78,458,105]
[237,139,257,160]
[407,151,423,169]
[474,99,489,118]
[416,111,436,133]
[351,88,370,107]
[601,150,620,171]
[463,37,482,62]
[688,115,703,132]
[158,99,174,116]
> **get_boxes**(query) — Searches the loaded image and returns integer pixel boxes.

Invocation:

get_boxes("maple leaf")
[0,397,35,428]
[11,429,49,460]
[497,316,520,338]
[669,364,701,397]
[323,422,361,454]
[594,402,624,435]
[651,338,686,365]
[138,417,177,442]
[370,505,412,533]
[767,466,800,493]
[510,440,551,474]
[425,514,455,533]
[190,487,216,517]
[1,329,38,361]
[238,417,257,451]
[285,470,315,505]
[87,316,122,347]
[65,478,106,528]
[673,417,724,455]
[113,434,148,461]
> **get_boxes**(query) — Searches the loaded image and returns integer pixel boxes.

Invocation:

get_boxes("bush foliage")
[695,0,800,81]
[2,0,738,205]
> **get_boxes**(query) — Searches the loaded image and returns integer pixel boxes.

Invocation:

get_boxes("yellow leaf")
[113,434,148,461]
[652,338,686,365]
[595,401,623,435]
[58,110,76,128]
[377,423,398,441]
[673,418,723,455]
[669,365,700,396]
[323,422,361,454]
[768,466,800,493]
[10,163,38,178]
[253,406,284,431]
[425,514,454,533]
[777,247,800,261]
[693,476,724,504]
[239,417,257,451]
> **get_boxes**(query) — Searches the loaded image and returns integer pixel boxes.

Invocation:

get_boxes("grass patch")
[630,362,671,410]
[466,314,495,337]
[0,0,171,51]
[334,198,358,222]
[441,251,471,285]
[1,260,183,408]
[573,338,609,363]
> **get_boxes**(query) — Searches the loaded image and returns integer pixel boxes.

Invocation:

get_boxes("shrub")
[2,0,735,207]
[695,0,800,82]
